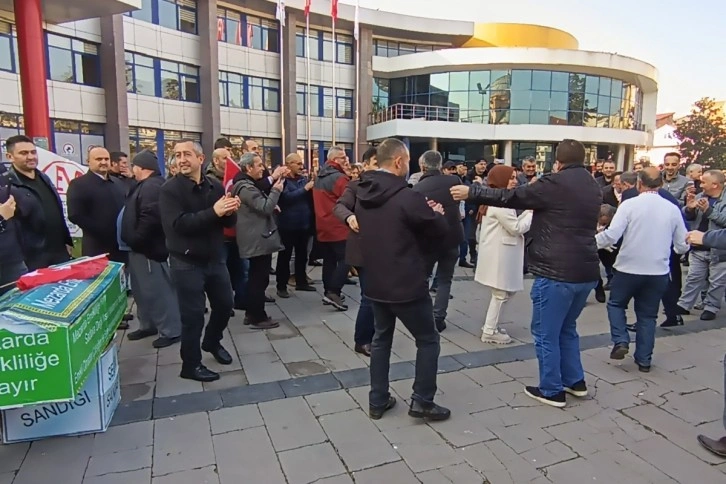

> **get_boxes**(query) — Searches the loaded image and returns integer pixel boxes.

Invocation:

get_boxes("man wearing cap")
[442,161,457,176]
[120,150,182,348]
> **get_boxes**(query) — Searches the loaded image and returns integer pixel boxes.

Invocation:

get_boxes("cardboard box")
[0,262,126,409]
[1,342,120,443]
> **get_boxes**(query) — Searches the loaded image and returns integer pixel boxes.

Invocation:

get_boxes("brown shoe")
[354,344,371,357]
[250,319,280,330]
[697,435,726,458]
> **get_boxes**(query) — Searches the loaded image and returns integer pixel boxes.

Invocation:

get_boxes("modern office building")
[0,0,658,172]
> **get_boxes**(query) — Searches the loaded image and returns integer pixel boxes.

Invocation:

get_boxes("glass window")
[336,34,353,64]
[249,77,280,111]
[569,73,585,93]
[126,51,198,101]
[449,71,469,91]
[296,83,306,115]
[127,0,153,22]
[611,79,623,99]
[127,0,197,34]
[531,70,551,91]
[510,91,531,110]
[295,28,305,57]
[599,78,611,97]
[0,21,14,73]
[511,70,531,91]
[247,15,279,53]
[470,71,490,93]
[336,88,354,118]
[47,33,100,86]
[585,75,599,94]
[551,72,569,92]
[550,91,568,112]
[128,126,158,162]
[429,73,449,93]
[531,91,549,111]
[509,110,529,125]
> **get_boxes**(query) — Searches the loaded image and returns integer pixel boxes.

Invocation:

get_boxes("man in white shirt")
[596,167,689,372]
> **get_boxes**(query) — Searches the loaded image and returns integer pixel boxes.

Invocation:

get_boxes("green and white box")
[0,262,126,409]
[1,342,120,443]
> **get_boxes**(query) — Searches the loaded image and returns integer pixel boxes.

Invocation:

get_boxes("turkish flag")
[331,0,338,21]
[304,0,311,17]
[217,18,225,41]
[17,255,110,291]
[223,158,241,238]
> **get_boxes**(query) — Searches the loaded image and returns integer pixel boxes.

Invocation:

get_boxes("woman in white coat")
[475,165,533,344]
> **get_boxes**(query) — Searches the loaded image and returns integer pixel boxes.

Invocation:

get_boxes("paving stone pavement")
[2,270,726,482]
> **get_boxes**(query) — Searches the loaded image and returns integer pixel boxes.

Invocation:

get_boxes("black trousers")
[321,241,347,296]
[169,257,233,371]
[247,254,273,323]
[369,296,440,408]
[662,250,683,319]
[276,230,310,289]
[26,248,70,271]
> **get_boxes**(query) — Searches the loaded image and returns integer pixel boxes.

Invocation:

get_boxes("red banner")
[223,158,241,238]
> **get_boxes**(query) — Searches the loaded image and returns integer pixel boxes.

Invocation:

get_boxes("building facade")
[0,0,658,173]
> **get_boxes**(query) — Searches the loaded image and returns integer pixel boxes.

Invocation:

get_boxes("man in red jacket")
[313,146,351,311]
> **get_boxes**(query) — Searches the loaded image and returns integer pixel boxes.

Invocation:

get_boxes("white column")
[616,145,626,170]
[503,140,513,166]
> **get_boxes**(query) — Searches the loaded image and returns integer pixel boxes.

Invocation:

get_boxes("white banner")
[35,148,88,238]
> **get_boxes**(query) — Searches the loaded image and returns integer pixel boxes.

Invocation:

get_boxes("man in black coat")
[452,139,602,408]
[67,146,126,262]
[602,171,623,208]
[356,138,451,422]
[120,150,181,349]
[4,135,72,270]
[159,140,240,383]
[413,150,465,332]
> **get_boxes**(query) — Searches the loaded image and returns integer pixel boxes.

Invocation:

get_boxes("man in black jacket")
[159,140,240,383]
[357,138,451,422]
[4,135,72,270]
[0,165,23,294]
[121,150,181,348]
[413,150,464,332]
[110,151,136,194]
[452,139,601,408]
[67,146,126,262]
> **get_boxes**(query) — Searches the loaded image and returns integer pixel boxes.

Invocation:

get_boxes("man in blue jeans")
[452,139,601,408]
[596,168,689,372]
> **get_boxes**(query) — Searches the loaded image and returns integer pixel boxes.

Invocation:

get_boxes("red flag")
[331,0,338,21]
[304,0,311,17]
[217,18,225,41]
[236,22,243,45]
[223,158,241,238]
[246,23,253,45]
[17,256,110,291]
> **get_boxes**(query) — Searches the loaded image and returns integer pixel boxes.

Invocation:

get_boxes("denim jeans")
[276,230,310,289]
[607,270,669,367]
[169,257,234,371]
[354,267,375,346]
[224,239,249,309]
[426,247,459,323]
[370,296,440,408]
[530,277,597,397]
[458,220,469,263]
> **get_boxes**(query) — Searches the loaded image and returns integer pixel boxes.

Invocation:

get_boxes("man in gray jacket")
[662,152,689,205]
[678,169,726,321]
[686,228,726,458]
[232,153,285,329]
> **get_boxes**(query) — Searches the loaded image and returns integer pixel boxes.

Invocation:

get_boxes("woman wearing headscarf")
[475,165,533,344]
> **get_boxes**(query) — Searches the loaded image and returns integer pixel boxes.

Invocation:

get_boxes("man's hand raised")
[213,194,240,217]
[450,185,470,201]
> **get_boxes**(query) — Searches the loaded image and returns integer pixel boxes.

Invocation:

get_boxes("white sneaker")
[481,330,512,345]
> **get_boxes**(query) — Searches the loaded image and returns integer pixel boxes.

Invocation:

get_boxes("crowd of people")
[2,133,726,438]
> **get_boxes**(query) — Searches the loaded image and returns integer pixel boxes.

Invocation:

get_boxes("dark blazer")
[602,185,619,208]
[333,178,364,267]
[121,175,168,262]
[468,164,602,283]
[66,171,126,261]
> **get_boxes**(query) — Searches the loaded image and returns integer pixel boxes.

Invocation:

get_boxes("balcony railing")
[368,103,644,131]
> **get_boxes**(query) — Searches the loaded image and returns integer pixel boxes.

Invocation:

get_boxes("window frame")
[45,32,101,87]
[126,0,198,35]
[0,21,16,74]
[220,71,280,112]
[126,51,200,102]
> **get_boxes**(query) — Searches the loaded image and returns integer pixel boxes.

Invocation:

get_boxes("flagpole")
[279,8,286,162]
[305,12,312,171]
[354,0,360,163]
[331,18,336,145]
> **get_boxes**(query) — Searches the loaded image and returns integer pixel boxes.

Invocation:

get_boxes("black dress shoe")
[675,305,690,316]
[458,261,475,269]
[117,321,130,330]
[369,396,396,420]
[435,319,447,333]
[265,295,275,303]
[626,324,636,332]
[344,278,357,286]
[127,329,158,341]
[296,285,317,292]
[277,288,290,298]
[700,310,716,321]
[638,364,651,373]
[660,315,684,328]
[595,287,606,303]
[153,336,180,348]
[408,400,451,421]
[122,313,135,322]
[354,343,371,357]
[610,343,629,360]
[697,435,726,458]
[180,365,219,382]
[309,260,323,267]
[202,344,233,365]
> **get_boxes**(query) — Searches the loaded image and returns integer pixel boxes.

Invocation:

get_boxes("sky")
[344,0,724,116]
